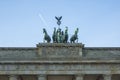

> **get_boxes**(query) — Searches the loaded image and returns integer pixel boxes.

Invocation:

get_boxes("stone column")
[76,75,84,80]
[103,74,111,80]
[9,75,18,80]
[38,75,46,80]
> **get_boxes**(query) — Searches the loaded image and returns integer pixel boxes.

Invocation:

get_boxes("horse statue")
[52,27,57,43]
[55,16,62,26]
[70,28,79,43]
[63,27,68,43]
[43,28,51,43]
[56,28,62,43]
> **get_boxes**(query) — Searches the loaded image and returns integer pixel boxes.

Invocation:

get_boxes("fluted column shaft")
[76,75,84,80]
[9,75,18,80]
[38,75,46,80]
[103,74,111,80]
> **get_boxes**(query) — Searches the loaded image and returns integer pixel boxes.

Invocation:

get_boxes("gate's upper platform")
[0,43,120,63]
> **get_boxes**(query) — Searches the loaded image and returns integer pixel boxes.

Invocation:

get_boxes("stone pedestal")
[9,75,18,80]
[37,43,84,60]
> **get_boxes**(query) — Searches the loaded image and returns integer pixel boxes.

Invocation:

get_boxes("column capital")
[37,74,47,77]
[76,74,84,77]
[103,74,112,76]
[9,75,18,77]
[9,75,18,78]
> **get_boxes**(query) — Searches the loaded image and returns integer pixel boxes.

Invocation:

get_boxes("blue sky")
[0,0,120,47]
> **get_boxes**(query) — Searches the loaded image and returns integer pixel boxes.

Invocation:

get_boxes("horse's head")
[54,27,56,31]
[75,28,79,34]
[65,26,68,33]
[65,26,68,29]
[43,28,46,33]
[57,28,61,32]
[76,28,79,32]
